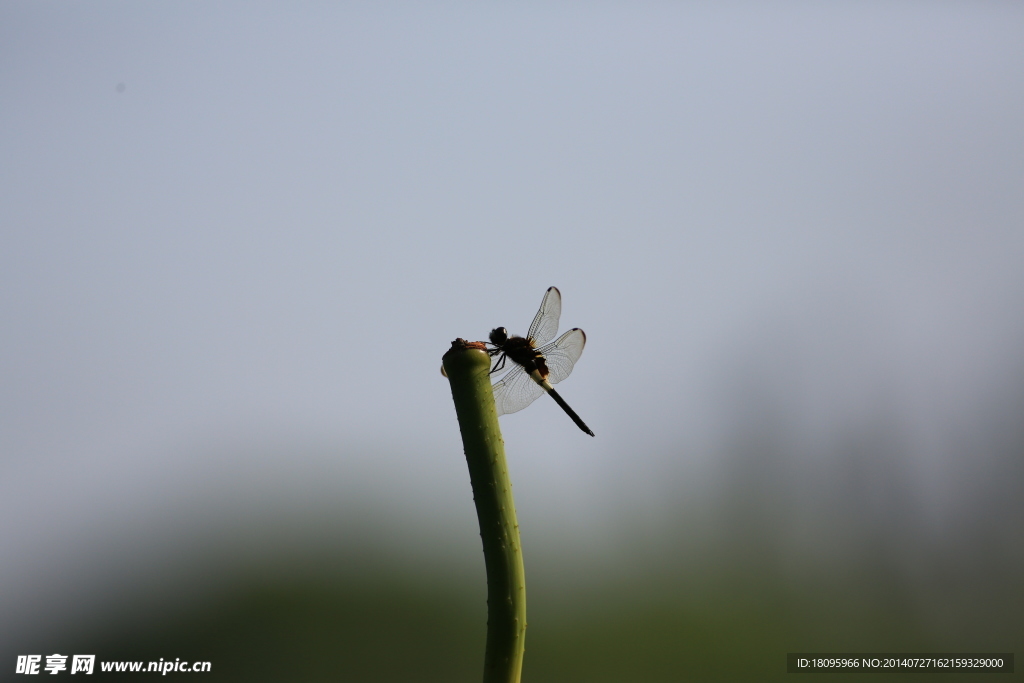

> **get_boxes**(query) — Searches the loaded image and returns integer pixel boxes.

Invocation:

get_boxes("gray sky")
[2,1,1023,640]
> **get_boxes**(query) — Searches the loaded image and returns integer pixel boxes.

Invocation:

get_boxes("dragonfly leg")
[489,353,507,375]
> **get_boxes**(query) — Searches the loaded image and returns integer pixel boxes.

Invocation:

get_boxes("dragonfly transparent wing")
[536,328,586,384]
[491,364,546,416]
[491,328,587,416]
[526,286,562,346]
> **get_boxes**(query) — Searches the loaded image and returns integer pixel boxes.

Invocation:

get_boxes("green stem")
[442,339,527,683]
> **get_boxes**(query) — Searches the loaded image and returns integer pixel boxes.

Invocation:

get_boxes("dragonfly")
[488,287,594,437]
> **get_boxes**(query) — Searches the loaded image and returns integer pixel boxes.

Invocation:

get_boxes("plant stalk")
[442,339,527,683]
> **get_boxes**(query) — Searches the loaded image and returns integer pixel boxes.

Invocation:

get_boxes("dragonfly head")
[489,327,509,347]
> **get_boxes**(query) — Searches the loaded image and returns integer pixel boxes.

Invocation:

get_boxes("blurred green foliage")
[49,546,1018,683]
[23,388,1023,681]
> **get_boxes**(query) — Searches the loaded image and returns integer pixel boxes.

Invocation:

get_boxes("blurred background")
[2,2,1022,681]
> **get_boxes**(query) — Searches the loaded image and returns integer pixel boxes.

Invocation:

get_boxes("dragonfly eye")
[489,327,508,345]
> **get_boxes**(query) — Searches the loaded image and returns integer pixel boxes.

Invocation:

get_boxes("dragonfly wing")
[526,286,562,347]
[491,365,547,416]
[537,328,586,385]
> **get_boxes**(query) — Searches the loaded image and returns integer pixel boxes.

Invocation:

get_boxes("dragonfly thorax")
[500,335,548,378]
